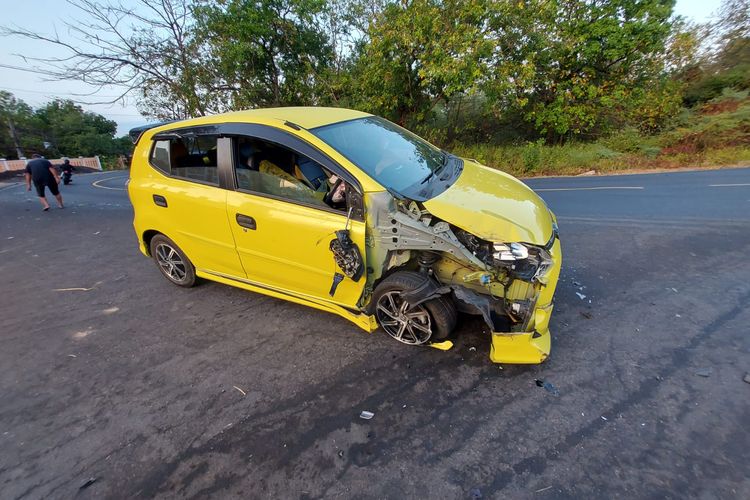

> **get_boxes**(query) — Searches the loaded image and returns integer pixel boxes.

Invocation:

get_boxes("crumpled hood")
[423,159,553,245]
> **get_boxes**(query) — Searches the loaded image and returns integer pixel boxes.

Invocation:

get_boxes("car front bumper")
[489,237,561,364]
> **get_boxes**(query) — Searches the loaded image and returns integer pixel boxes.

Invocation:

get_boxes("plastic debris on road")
[695,368,712,378]
[359,410,374,420]
[535,379,560,396]
[576,292,586,300]
[79,478,97,490]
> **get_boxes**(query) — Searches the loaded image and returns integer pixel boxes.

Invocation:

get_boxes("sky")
[0,0,727,137]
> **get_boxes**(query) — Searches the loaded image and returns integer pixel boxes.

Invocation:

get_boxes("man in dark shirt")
[25,154,64,211]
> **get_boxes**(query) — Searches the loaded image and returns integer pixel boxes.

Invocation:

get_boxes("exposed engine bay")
[330,191,561,363]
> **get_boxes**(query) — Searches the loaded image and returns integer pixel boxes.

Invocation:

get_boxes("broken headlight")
[493,242,552,283]
[492,242,528,261]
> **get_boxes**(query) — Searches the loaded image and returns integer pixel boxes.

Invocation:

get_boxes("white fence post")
[95,155,102,171]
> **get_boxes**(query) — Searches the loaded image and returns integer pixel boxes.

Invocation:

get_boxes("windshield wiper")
[420,151,450,184]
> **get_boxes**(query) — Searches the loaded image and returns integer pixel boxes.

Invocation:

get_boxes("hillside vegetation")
[1,0,749,176]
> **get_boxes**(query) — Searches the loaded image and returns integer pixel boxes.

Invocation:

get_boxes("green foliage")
[350,0,490,126]
[4,0,750,168]
[193,0,333,108]
[483,0,676,142]
[0,93,131,159]
[451,99,750,177]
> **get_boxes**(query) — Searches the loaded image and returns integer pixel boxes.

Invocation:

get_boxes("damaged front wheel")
[372,272,456,345]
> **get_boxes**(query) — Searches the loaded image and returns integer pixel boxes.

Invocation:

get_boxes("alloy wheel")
[375,291,433,345]
[155,243,187,283]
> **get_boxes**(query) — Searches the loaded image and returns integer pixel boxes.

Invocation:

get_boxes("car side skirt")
[197,269,379,333]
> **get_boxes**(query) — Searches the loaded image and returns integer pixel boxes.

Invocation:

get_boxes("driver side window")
[234,137,348,212]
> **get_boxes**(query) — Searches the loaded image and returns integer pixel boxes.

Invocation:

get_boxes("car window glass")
[234,137,347,212]
[170,135,219,185]
[311,116,445,195]
[150,135,219,185]
[150,140,171,173]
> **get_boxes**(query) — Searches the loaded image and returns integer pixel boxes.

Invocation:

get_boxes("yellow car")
[128,107,561,364]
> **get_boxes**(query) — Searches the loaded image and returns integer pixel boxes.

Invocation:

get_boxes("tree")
[34,100,121,157]
[0,92,39,159]
[0,0,209,120]
[483,0,678,141]
[193,0,334,109]
[352,0,490,128]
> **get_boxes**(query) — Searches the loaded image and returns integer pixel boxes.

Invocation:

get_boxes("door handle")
[236,213,256,230]
[152,194,168,207]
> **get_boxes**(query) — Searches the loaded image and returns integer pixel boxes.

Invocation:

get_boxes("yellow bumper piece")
[429,340,454,351]
[489,327,551,364]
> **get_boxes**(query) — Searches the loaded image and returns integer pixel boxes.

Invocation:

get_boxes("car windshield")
[311,116,454,199]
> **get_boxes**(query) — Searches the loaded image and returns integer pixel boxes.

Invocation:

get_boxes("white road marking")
[534,186,644,192]
[559,216,750,228]
[708,183,750,187]
[92,176,127,190]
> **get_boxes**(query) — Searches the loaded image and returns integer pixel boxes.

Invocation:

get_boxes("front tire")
[150,234,196,287]
[372,271,456,345]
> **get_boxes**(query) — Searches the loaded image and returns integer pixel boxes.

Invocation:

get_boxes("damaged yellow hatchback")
[128,107,561,364]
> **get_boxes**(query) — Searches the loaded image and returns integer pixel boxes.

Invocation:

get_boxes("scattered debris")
[54,287,93,292]
[578,169,596,176]
[233,385,247,396]
[669,287,678,293]
[359,410,375,420]
[535,379,559,396]
[675,314,681,318]
[338,450,344,458]
[469,346,476,352]
[580,311,592,319]
[535,486,553,493]
[635,328,640,332]
[601,416,608,421]
[744,373,750,384]
[73,328,94,339]
[79,477,97,490]
[6,236,13,240]
[575,292,587,300]
[67,354,77,358]
[695,368,712,378]
[572,281,581,287]
[93,231,101,235]
[470,488,483,499]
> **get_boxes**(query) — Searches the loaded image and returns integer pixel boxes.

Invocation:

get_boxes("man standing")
[25,154,64,211]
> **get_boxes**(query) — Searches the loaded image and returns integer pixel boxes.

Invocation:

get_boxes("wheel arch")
[142,229,162,256]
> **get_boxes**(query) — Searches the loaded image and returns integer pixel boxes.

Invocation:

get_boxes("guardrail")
[0,156,102,172]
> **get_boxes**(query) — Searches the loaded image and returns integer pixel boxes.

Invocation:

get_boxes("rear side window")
[149,135,219,186]
[150,140,171,173]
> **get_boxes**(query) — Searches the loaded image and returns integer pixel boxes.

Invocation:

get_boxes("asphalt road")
[1,168,749,499]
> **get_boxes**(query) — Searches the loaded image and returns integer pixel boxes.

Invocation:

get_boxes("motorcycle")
[61,170,72,185]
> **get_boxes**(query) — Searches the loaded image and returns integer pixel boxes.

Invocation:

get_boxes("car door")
[223,127,367,308]
[144,131,245,277]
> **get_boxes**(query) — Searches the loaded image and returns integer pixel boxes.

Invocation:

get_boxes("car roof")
[131,107,372,145]
[216,107,371,129]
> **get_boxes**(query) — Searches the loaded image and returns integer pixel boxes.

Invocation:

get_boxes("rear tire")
[150,234,196,287]
[372,271,456,344]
